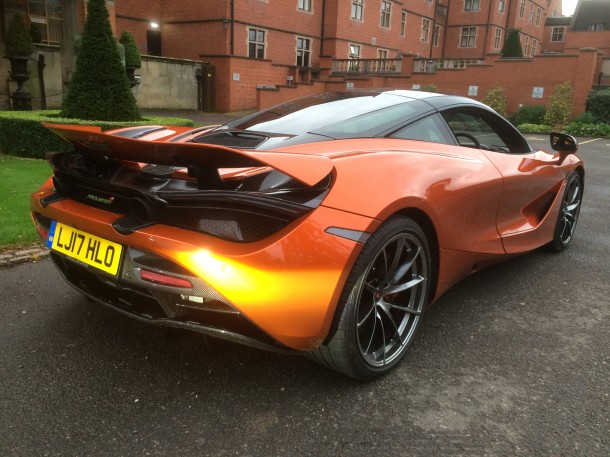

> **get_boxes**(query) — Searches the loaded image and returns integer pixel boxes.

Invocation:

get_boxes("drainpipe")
[429,0,438,59]
[482,0,494,58]
[441,1,449,59]
[320,0,327,57]
[230,0,235,55]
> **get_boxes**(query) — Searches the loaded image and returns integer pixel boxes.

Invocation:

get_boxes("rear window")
[225,92,424,136]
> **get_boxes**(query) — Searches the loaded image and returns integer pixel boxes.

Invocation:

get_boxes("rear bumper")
[32,187,377,350]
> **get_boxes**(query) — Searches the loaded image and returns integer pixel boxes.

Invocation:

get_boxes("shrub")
[517,123,553,134]
[420,84,438,93]
[511,105,546,126]
[564,122,610,138]
[543,82,573,129]
[0,111,194,159]
[482,86,509,117]
[585,89,610,123]
[61,0,140,121]
[571,111,598,124]
[5,13,34,57]
[501,29,523,58]
[119,31,142,68]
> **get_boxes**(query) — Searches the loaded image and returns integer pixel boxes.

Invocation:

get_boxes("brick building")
[1,1,608,114]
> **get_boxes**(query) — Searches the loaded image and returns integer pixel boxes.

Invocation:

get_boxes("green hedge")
[517,123,553,134]
[564,122,610,138]
[0,110,194,158]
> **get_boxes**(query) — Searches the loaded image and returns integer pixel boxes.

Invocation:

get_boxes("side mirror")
[550,132,578,153]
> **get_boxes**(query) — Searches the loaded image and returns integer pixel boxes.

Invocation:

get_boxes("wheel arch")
[322,206,440,346]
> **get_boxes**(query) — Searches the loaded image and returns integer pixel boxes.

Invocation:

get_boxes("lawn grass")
[0,154,52,249]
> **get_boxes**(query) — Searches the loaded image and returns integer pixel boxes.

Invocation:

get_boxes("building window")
[531,39,537,56]
[589,23,605,31]
[376,49,389,71]
[421,18,430,42]
[348,43,361,71]
[298,0,312,12]
[248,28,266,59]
[519,0,526,19]
[400,11,407,37]
[380,1,392,28]
[460,27,477,48]
[464,0,480,11]
[498,0,505,13]
[351,0,364,21]
[535,7,541,26]
[524,36,530,55]
[26,0,63,44]
[432,25,441,47]
[296,37,311,66]
[551,26,565,41]
[528,3,534,22]
[494,27,502,49]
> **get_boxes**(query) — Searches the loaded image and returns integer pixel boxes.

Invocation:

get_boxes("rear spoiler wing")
[42,123,333,187]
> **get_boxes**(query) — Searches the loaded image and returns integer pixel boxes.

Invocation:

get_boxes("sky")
[563,0,578,15]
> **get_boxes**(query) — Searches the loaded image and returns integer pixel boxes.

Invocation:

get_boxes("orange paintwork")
[31,125,583,351]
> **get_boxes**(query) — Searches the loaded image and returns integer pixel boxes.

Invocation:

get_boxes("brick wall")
[257,48,602,117]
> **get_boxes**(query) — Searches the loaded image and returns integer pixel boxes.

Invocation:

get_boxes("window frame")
[351,0,364,21]
[248,27,267,59]
[551,26,565,42]
[498,0,505,13]
[535,7,541,26]
[298,0,312,12]
[460,26,477,48]
[494,27,502,50]
[519,0,526,19]
[400,10,407,37]
[421,18,431,42]
[380,1,392,28]
[464,0,481,12]
[432,24,441,47]
[296,36,311,67]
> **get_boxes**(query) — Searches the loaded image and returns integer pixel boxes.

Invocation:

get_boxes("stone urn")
[7,56,33,110]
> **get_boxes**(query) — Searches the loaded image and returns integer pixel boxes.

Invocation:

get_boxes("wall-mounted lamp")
[223,19,230,30]
[150,21,159,29]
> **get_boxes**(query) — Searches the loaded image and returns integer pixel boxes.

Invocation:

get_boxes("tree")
[543,82,573,129]
[482,86,509,117]
[501,29,523,58]
[119,31,141,69]
[61,0,140,121]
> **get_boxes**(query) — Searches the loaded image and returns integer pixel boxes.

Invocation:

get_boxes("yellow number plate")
[47,221,123,276]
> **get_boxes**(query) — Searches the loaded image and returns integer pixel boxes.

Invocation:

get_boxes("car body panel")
[31,91,584,355]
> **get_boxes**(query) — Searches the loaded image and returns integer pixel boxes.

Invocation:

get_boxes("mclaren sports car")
[30,90,584,380]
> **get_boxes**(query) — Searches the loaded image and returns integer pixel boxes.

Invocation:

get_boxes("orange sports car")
[31,90,584,380]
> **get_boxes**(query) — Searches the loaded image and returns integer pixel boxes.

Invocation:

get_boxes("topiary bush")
[511,105,546,126]
[543,82,573,129]
[585,89,610,123]
[5,13,34,57]
[119,31,141,68]
[482,86,509,117]
[501,29,523,58]
[61,0,140,121]
[0,111,194,158]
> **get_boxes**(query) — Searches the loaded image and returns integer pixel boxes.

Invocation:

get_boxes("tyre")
[309,215,431,380]
[548,171,583,251]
